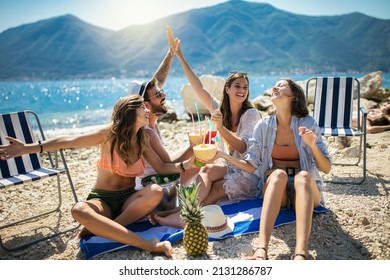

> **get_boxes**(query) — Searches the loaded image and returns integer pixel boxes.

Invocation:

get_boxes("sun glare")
[95,0,183,30]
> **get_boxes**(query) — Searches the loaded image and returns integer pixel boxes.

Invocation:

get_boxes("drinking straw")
[186,106,196,133]
[194,103,202,142]
[207,117,211,144]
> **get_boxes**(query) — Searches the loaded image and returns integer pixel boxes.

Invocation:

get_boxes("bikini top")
[97,149,145,177]
[272,142,300,161]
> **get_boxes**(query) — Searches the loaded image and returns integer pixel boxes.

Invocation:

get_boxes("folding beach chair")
[305,77,368,184]
[0,111,79,251]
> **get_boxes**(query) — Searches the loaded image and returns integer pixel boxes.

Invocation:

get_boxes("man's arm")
[152,49,174,88]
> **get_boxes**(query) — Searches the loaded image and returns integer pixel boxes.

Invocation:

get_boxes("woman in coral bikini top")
[0,95,196,257]
[211,79,332,260]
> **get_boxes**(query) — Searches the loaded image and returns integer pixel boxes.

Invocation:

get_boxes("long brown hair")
[220,72,256,130]
[268,78,309,118]
[109,95,148,165]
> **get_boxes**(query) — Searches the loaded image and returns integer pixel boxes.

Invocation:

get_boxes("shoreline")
[0,121,389,260]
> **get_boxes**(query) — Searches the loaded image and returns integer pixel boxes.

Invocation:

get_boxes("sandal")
[291,253,307,260]
[250,247,268,260]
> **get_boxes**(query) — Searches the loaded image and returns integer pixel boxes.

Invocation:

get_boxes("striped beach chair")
[0,111,79,251]
[306,77,367,184]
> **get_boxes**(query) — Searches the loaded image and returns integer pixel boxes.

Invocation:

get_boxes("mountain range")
[0,0,389,80]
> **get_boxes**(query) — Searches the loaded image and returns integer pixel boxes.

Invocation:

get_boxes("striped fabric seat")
[0,167,63,188]
[306,77,367,184]
[0,111,64,188]
[0,111,79,251]
[312,77,356,137]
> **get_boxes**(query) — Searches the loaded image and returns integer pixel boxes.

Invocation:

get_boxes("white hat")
[201,205,234,239]
[128,80,151,97]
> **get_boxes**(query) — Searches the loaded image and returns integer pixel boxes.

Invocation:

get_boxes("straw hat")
[128,80,151,97]
[201,205,234,239]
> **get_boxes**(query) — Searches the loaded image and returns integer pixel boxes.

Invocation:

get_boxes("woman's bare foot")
[155,207,180,217]
[153,241,172,257]
[148,238,172,257]
[77,227,94,239]
[153,211,186,228]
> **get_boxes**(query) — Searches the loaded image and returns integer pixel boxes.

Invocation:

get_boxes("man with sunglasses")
[129,48,196,193]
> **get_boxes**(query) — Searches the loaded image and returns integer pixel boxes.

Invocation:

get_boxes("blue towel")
[79,198,328,259]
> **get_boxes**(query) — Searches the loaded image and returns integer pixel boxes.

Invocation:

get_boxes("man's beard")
[149,102,168,115]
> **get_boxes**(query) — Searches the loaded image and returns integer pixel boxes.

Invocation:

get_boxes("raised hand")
[211,109,223,130]
[299,126,316,148]
[166,25,179,55]
[166,25,175,47]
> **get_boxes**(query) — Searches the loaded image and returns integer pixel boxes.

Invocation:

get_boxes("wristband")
[38,140,43,153]
[179,161,185,172]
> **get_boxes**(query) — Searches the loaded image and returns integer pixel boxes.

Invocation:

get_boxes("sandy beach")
[0,119,389,260]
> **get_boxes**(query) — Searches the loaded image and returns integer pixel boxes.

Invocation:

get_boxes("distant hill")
[0,0,389,80]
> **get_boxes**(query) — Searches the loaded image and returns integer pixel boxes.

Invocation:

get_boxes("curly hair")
[109,95,148,165]
[220,72,256,130]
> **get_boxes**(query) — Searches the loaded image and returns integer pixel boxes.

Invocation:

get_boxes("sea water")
[1,73,389,136]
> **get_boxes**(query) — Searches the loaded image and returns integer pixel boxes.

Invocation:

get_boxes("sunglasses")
[229,70,248,76]
[146,88,164,100]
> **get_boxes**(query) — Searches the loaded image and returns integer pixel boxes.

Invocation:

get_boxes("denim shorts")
[265,169,296,209]
[86,188,137,218]
[285,175,295,209]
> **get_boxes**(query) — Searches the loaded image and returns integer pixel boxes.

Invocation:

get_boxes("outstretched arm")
[210,151,256,174]
[143,142,196,175]
[151,44,174,88]
[366,124,390,134]
[146,128,193,164]
[0,126,108,160]
[172,39,214,112]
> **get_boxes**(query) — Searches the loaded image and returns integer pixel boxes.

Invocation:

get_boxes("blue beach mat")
[79,199,328,259]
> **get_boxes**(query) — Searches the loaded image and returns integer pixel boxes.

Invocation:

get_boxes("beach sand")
[0,120,389,260]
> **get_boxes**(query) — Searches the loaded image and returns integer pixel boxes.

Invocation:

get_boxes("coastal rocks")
[359,71,386,100]
[354,98,380,110]
[252,95,273,111]
[181,75,225,118]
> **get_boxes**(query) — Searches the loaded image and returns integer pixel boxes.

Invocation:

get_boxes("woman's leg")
[202,179,228,205]
[180,166,200,187]
[115,184,163,226]
[73,199,111,238]
[71,199,172,256]
[248,170,288,260]
[293,171,321,260]
[195,164,227,203]
[153,210,186,228]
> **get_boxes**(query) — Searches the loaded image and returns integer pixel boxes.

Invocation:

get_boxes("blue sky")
[0,0,389,32]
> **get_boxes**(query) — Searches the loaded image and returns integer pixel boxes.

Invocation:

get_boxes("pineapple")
[177,182,209,256]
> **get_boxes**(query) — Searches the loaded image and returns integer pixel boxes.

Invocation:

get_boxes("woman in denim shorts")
[211,79,331,260]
